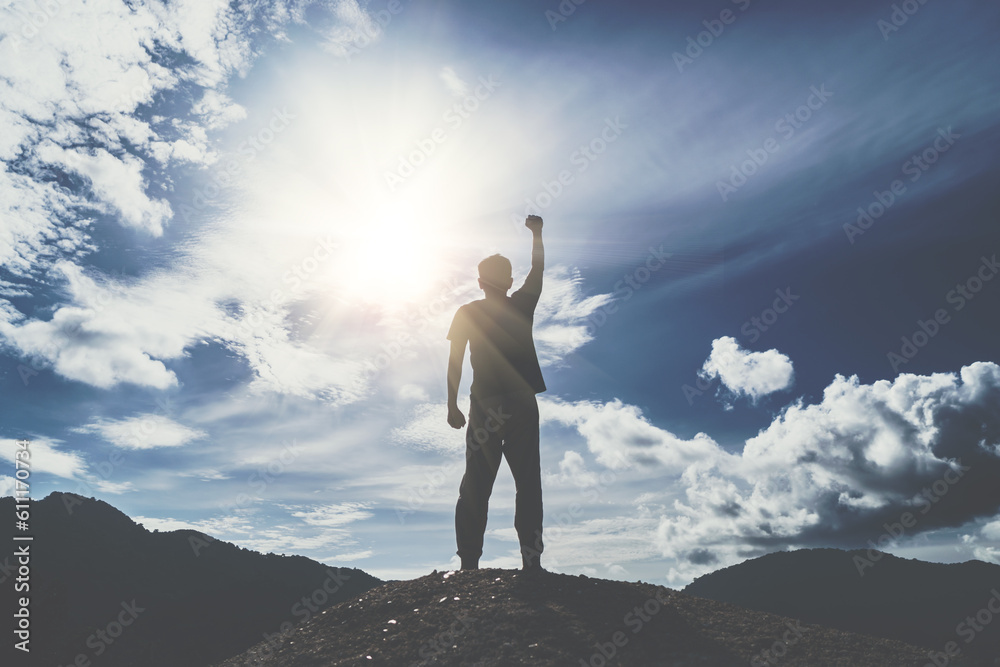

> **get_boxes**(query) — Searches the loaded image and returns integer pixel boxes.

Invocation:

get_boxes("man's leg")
[501,394,543,570]
[455,396,503,569]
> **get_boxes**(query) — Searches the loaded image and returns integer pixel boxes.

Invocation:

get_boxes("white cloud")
[392,403,463,454]
[653,362,1000,579]
[1,245,380,399]
[0,437,87,479]
[76,414,207,450]
[533,266,614,366]
[981,519,1000,541]
[325,548,373,561]
[0,0,294,386]
[699,336,794,402]
[0,476,17,497]
[960,522,1000,565]
[178,469,231,481]
[971,546,1000,564]
[135,503,372,556]
[290,502,374,527]
[150,0,254,87]
[540,396,729,472]
[192,89,248,130]
[235,320,371,403]
[35,144,172,234]
[0,0,250,273]
[546,450,600,489]
[320,0,383,57]
[439,66,469,97]
[133,514,251,535]
[0,261,212,389]
[489,514,663,574]
[239,528,360,555]
[93,479,136,494]
[398,384,430,402]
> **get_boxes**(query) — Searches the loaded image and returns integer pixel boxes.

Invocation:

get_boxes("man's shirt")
[447,269,546,399]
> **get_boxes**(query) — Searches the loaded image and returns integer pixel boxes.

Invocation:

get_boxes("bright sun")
[328,204,450,307]
[240,61,507,311]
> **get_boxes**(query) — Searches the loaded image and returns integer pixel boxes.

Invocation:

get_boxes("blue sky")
[1,0,999,585]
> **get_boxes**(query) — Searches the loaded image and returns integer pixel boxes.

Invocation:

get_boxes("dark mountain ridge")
[685,547,1000,663]
[0,492,382,667]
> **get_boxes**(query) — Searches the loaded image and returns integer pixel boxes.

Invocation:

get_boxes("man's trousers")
[455,392,543,565]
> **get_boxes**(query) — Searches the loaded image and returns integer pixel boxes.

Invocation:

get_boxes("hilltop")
[217,567,942,666]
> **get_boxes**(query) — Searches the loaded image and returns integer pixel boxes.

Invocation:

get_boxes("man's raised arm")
[521,215,544,297]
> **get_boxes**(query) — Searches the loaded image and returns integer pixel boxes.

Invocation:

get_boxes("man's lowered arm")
[447,339,466,429]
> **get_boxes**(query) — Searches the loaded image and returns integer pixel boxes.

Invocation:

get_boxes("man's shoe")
[461,557,479,570]
[521,554,544,575]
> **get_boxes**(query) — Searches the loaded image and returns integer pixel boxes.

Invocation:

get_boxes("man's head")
[478,254,513,294]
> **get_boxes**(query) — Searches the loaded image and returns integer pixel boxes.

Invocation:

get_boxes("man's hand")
[447,404,466,429]
[525,215,543,233]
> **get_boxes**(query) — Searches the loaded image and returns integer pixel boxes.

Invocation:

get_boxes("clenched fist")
[447,404,466,429]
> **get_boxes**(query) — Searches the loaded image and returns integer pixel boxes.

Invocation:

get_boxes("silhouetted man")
[447,215,546,572]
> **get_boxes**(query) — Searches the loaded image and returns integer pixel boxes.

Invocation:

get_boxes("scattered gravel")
[216,568,948,666]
